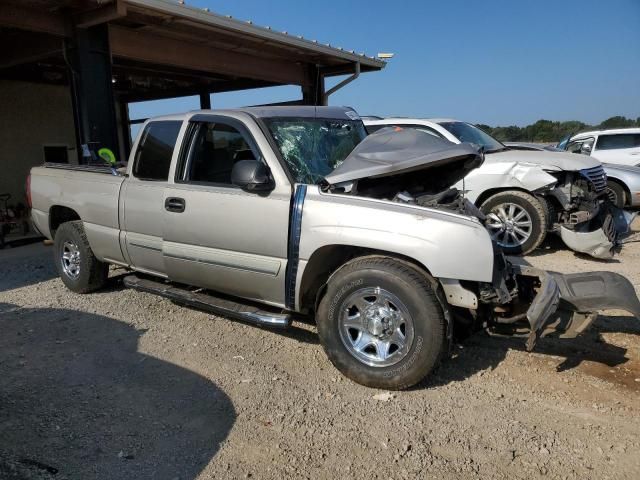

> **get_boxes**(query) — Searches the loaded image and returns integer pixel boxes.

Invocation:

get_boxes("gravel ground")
[1,229,639,479]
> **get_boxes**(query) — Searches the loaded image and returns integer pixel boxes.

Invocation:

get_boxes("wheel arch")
[605,177,630,206]
[475,186,534,207]
[49,205,81,239]
[298,244,437,314]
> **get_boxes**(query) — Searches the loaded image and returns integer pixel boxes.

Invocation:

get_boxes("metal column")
[67,24,119,163]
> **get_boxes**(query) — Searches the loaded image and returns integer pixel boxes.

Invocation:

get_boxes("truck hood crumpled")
[323,127,483,187]
[487,149,600,171]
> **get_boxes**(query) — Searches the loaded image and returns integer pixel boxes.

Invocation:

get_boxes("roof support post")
[301,65,325,106]
[199,92,212,110]
[67,23,119,163]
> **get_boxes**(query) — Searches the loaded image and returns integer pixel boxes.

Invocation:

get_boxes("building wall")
[0,80,77,206]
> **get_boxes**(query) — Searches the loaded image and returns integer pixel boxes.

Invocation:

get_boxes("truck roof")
[148,106,360,123]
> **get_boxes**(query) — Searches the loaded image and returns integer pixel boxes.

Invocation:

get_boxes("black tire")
[316,256,446,390]
[605,180,626,209]
[480,190,547,255]
[53,220,108,293]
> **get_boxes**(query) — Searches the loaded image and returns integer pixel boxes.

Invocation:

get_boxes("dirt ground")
[1,229,639,479]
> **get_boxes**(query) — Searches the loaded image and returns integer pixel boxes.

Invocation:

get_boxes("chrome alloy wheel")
[338,287,414,367]
[485,203,533,248]
[61,240,81,279]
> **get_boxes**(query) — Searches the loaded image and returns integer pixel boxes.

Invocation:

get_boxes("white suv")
[559,128,640,166]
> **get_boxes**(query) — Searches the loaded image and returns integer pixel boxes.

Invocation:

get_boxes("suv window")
[595,133,640,150]
[185,122,256,185]
[133,121,182,181]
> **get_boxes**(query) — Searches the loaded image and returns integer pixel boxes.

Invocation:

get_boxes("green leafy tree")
[598,116,637,129]
[475,116,638,143]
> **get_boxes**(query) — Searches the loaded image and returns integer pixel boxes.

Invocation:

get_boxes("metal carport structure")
[0,0,384,203]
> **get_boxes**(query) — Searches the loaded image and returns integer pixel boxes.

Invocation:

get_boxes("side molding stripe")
[285,184,307,310]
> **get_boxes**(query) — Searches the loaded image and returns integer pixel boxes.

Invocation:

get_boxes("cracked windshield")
[265,118,367,184]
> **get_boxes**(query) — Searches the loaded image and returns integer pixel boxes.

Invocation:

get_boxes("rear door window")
[133,121,182,181]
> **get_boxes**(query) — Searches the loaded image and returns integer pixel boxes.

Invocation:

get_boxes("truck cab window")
[186,122,256,185]
[133,121,182,181]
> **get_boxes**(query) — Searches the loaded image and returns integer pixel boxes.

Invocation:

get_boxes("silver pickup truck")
[29,106,640,390]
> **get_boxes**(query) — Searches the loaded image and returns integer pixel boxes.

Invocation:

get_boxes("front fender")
[455,162,557,204]
[299,187,495,285]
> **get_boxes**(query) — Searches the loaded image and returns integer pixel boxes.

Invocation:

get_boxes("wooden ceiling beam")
[74,0,127,28]
[0,3,67,36]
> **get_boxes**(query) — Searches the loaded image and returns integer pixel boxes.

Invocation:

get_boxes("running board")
[123,275,292,329]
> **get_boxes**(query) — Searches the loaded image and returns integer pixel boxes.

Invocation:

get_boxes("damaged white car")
[364,118,634,258]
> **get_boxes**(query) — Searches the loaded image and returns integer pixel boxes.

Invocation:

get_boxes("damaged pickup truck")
[29,107,640,390]
[364,117,635,258]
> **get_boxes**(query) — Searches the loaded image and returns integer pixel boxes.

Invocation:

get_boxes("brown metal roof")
[0,0,385,101]
[123,0,386,73]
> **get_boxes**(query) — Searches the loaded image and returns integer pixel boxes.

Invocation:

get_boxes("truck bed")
[30,164,126,263]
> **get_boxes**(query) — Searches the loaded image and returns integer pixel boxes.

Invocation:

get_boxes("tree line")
[476,116,640,143]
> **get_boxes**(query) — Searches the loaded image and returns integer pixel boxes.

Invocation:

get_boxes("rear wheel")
[605,180,626,208]
[54,221,108,293]
[316,256,446,390]
[480,191,547,255]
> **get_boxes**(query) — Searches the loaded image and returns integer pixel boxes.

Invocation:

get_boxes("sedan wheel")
[480,190,547,255]
[485,202,533,248]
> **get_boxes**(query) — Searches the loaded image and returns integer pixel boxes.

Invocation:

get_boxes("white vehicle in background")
[364,118,633,258]
[505,142,640,209]
[558,128,640,167]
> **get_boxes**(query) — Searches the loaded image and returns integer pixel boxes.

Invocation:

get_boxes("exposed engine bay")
[323,126,634,259]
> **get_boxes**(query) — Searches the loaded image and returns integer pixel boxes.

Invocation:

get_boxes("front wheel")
[316,256,446,390]
[605,180,626,209]
[480,191,547,255]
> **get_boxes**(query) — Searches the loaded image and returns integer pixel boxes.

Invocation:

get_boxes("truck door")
[121,120,182,276]
[161,116,290,307]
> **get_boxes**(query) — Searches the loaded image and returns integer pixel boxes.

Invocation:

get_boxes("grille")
[580,166,607,192]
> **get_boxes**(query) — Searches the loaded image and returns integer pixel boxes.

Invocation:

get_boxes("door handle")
[165,197,185,213]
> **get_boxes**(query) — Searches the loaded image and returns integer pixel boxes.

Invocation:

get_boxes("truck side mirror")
[231,160,274,191]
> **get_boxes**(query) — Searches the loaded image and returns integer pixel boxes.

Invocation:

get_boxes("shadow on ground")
[0,244,56,293]
[0,303,235,480]
[419,314,638,391]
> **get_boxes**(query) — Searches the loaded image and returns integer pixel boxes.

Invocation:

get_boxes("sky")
[129,0,640,127]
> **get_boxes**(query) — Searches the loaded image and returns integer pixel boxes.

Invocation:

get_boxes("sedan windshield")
[439,121,505,153]
[264,118,367,184]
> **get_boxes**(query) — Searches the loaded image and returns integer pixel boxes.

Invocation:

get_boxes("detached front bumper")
[560,205,636,259]
[513,265,640,351]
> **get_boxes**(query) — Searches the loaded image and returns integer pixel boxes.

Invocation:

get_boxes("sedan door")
[161,116,291,307]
